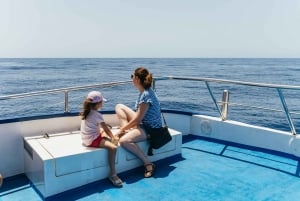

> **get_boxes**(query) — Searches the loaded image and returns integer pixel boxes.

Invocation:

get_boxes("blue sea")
[0,58,300,133]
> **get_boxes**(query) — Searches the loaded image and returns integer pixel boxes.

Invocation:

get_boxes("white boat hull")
[0,111,299,181]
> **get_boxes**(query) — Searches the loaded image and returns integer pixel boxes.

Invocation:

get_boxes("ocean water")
[0,58,300,132]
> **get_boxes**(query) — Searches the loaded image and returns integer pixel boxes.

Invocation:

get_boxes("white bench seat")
[24,128,182,198]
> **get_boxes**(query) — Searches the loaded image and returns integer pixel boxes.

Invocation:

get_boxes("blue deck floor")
[1,135,300,201]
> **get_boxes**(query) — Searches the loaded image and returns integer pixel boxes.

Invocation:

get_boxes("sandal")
[108,175,123,187]
[144,163,155,178]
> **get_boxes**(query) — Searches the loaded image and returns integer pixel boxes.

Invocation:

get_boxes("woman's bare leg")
[115,104,135,127]
[115,104,154,175]
[118,128,151,165]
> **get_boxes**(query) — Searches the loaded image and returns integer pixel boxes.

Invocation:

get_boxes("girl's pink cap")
[87,91,107,103]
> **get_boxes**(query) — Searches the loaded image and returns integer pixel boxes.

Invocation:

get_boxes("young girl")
[80,91,122,187]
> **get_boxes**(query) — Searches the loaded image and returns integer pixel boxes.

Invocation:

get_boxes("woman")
[115,67,162,178]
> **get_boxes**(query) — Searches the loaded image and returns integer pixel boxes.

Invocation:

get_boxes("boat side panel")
[0,122,24,178]
[163,113,191,135]
[190,115,299,157]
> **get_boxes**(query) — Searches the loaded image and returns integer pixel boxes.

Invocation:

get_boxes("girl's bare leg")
[99,139,122,186]
[99,139,118,177]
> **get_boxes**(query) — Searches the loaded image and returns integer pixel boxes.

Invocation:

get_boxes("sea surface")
[0,58,300,133]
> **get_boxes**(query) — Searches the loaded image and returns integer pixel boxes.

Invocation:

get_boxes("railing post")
[221,90,229,121]
[277,88,297,135]
[64,91,69,113]
[205,81,222,116]
[152,79,156,91]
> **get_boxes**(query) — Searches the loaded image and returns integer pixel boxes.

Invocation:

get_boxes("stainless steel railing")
[0,80,131,113]
[164,76,300,135]
[1,76,299,135]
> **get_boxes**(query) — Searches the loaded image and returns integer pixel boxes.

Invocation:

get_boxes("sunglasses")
[131,74,135,79]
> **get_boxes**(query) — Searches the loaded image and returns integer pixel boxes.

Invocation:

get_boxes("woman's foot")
[108,174,123,187]
[144,163,155,178]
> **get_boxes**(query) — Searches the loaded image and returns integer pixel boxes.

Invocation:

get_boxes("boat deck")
[1,135,300,201]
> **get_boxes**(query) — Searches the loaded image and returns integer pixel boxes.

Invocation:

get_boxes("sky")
[0,0,300,58]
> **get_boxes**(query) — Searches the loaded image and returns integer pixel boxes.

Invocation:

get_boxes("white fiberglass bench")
[24,128,182,198]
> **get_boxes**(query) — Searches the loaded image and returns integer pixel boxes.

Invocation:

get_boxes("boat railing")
[0,80,132,115]
[0,76,299,135]
[161,76,300,135]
